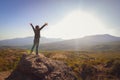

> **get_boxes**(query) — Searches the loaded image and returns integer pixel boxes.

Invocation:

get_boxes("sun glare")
[44,10,112,39]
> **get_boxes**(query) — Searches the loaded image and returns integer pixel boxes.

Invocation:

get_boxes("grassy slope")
[0,48,120,80]
[42,51,120,80]
[0,48,27,71]
[0,48,28,80]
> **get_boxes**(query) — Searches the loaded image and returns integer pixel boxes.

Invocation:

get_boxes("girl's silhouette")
[30,23,48,55]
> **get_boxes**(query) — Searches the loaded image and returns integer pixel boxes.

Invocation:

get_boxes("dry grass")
[0,48,120,80]
[0,48,27,72]
[41,51,120,80]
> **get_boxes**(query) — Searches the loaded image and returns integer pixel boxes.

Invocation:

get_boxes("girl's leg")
[36,38,39,55]
[30,39,36,54]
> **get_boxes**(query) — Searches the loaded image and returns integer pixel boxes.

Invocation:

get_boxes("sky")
[0,0,120,40]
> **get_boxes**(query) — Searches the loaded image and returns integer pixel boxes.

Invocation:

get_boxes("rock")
[6,53,77,80]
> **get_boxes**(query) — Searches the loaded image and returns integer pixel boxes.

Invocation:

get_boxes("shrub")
[80,64,97,80]
[110,60,120,78]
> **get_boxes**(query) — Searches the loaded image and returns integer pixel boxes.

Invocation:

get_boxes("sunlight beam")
[43,10,113,39]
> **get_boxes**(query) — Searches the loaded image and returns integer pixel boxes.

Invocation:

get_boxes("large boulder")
[6,53,77,80]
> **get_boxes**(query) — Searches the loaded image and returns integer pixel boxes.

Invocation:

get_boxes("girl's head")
[35,25,39,29]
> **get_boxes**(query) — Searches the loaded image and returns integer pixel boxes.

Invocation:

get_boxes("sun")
[44,10,112,39]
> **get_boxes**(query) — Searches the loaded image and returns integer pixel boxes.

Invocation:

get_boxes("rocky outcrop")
[6,53,77,80]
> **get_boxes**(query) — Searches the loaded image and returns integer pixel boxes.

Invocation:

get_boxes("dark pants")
[30,38,39,55]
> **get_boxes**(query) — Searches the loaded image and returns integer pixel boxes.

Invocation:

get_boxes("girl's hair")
[35,25,39,29]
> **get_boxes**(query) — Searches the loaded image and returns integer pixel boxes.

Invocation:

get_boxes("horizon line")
[0,33,120,41]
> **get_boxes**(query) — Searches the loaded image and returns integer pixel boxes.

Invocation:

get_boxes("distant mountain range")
[39,34,120,51]
[0,37,63,46]
[0,34,120,51]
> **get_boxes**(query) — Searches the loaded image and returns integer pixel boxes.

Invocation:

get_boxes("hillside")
[0,37,63,46]
[39,34,120,51]
[0,34,120,51]
[0,48,120,80]
[41,51,120,80]
[0,48,27,72]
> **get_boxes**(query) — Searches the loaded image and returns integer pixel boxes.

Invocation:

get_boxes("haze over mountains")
[39,34,120,51]
[0,37,63,46]
[0,34,120,51]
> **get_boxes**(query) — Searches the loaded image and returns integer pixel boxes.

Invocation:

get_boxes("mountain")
[0,37,63,46]
[39,34,120,51]
[6,53,76,80]
[81,34,120,43]
[1,34,120,51]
